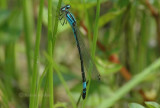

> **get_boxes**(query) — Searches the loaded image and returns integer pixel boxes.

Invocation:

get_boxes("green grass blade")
[98,8,125,28]
[48,0,54,107]
[36,65,49,108]
[41,76,49,108]
[52,0,62,52]
[43,51,76,108]
[99,58,160,108]
[52,60,77,108]
[29,0,45,107]
[91,0,100,57]
[22,0,34,76]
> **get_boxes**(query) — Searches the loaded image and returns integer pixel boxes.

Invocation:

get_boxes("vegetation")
[0,0,160,108]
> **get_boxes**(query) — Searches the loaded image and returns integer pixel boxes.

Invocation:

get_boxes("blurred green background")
[0,0,160,108]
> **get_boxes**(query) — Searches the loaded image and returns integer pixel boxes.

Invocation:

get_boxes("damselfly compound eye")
[61,7,65,11]
[66,5,71,9]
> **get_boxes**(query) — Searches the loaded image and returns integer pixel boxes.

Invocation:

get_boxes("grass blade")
[99,58,160,108]
[48,0,54,107]
[29,0,44,107]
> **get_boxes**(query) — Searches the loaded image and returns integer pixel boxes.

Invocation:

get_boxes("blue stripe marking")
[66,14,72,24]
[66,13,76,28]
[70,13,76,22]
[83,82,86,89]
[67,14,73,22]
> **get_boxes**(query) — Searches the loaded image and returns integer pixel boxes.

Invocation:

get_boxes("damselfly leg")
[59,14,67,26]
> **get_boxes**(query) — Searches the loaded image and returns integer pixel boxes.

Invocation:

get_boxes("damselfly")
[59,4,100,99]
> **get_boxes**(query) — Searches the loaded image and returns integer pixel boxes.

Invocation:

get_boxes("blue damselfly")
[59,4,100,99]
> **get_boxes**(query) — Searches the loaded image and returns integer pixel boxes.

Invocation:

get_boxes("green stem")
[52,0,62,52]
[36,65,49,108]
[91,0,100,57]
[83,0,92,46]
[4,43,15,100]
[48,0,54,107]
[41,76,49,108]
[99,58,160,108]
[22,0,34,76]
[29,0,44,107]
[52,61,76,108]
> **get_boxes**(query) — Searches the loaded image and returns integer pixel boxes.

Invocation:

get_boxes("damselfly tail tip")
[82,93,86,100]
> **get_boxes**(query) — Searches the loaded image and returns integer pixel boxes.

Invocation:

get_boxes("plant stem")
[48,0,54,107]
[4,43,15,99]
[52,60,76,108]
[29,0,44,107]
[91,0,100,57]
[52,0,62,52]
[41,78,49,108]
[22,0,34,76]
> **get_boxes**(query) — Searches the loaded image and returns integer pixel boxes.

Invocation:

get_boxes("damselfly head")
[61,5,71,11]
[66,5,71,9]
[61,7,66,11]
